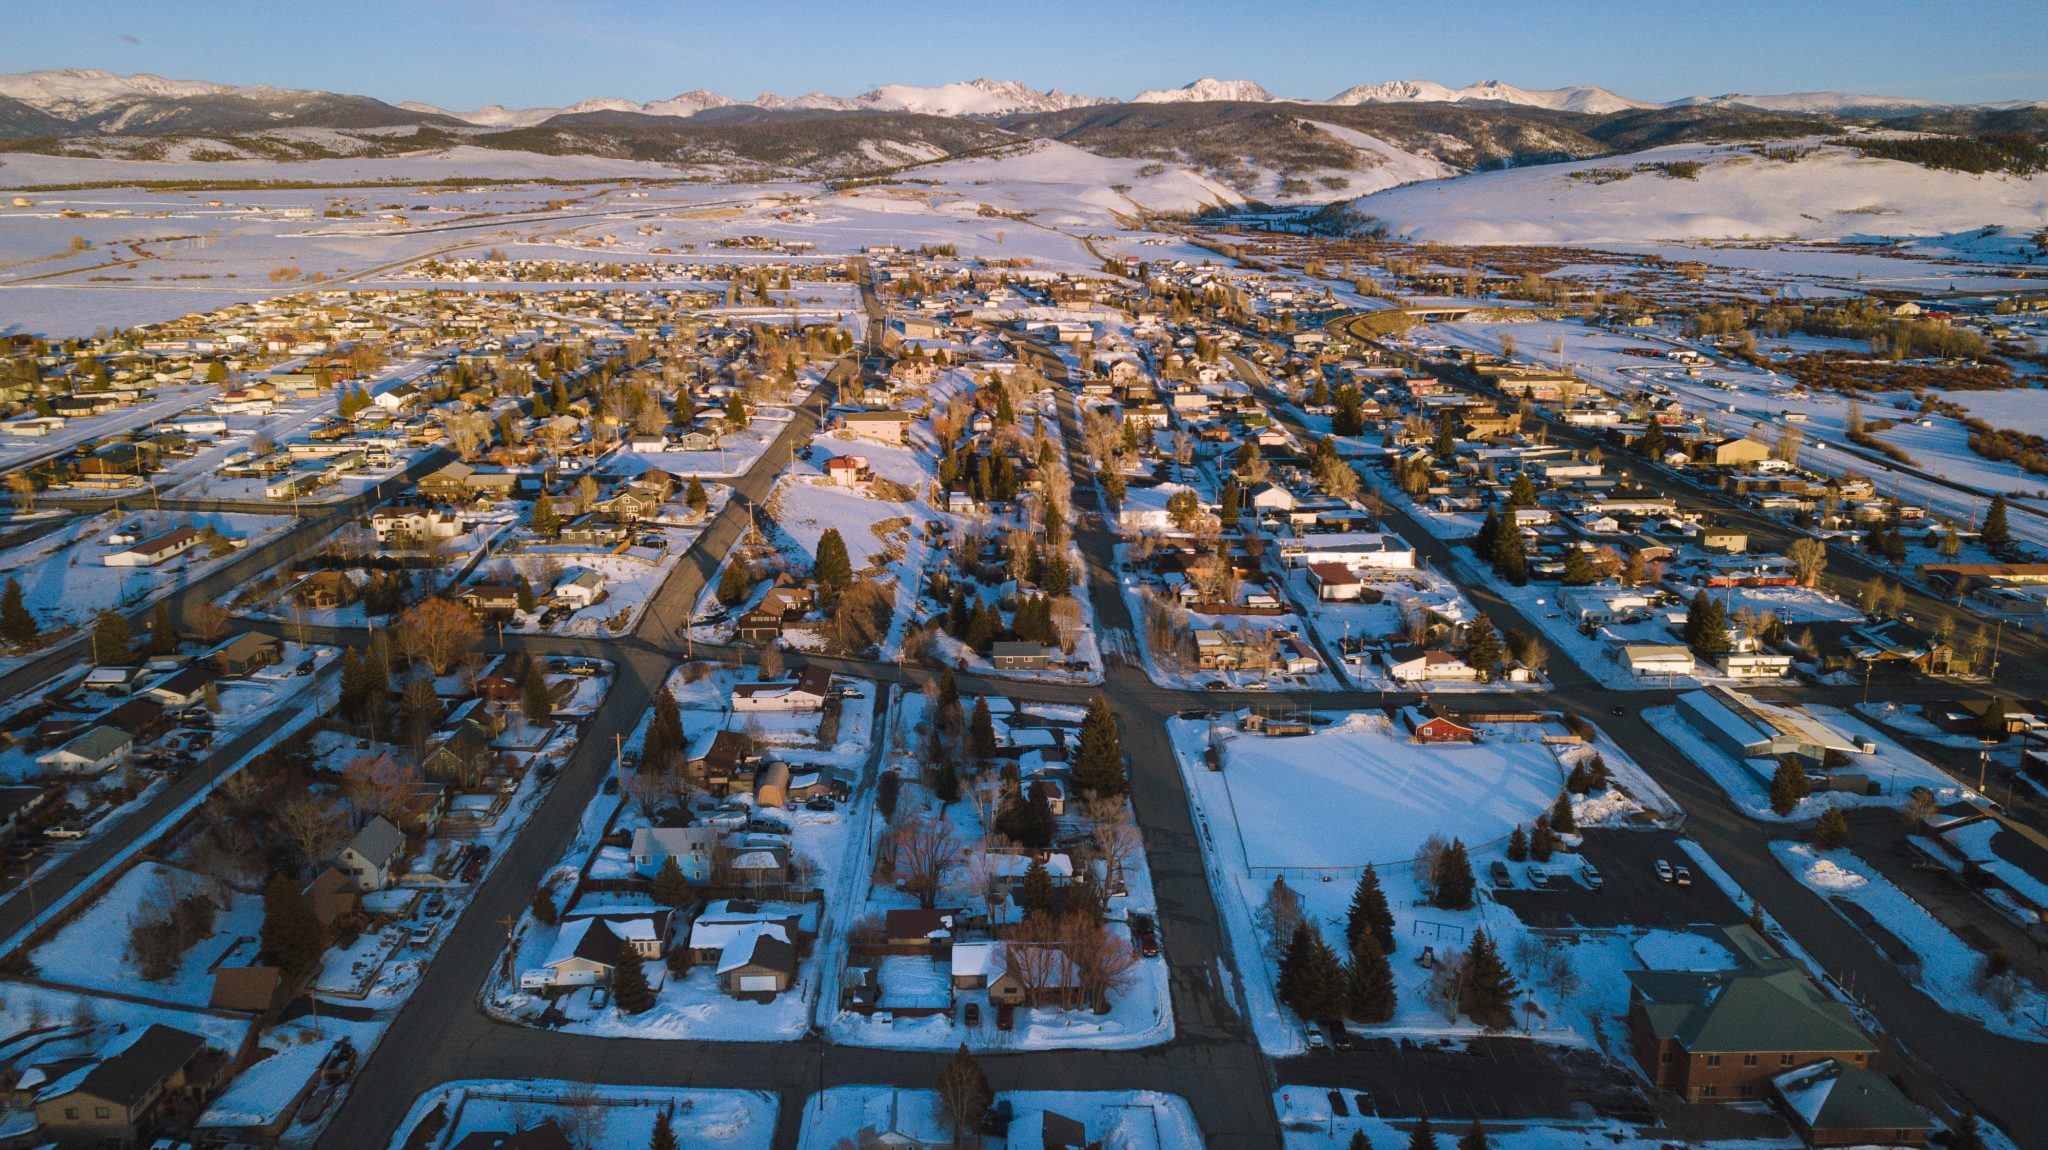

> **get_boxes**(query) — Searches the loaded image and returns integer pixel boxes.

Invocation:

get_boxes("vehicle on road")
[1305,1021,1326,1049]
[1489,861,1512,888]
[602,775,620,794]
[1203,682,1226,691]
[1610,706,1626,717]
[1243,681,1269,691]
[1674,865,1694,887]
[1581,862,1604,890]
[42,824,86,840]
[1655,859,1675,883]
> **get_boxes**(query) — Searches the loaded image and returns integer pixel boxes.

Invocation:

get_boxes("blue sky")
[6,0,2046,109]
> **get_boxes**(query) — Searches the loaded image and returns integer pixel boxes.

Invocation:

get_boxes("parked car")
[1328,1023,1354,1051]
[1129,913,1159,957]
[1305,1021,1326,1049]
[602,775,620,794]
[423,893,447,917]
[1674,865,1694,887]
[1527,867,1550,890]
[805,796,835,811]
[995,1002,1015,1031]
[1488,861,1512,888]
[962,1002,981,1027]
[1655,858,1675,883]
[42,824,87,841]
[1581,862,1604,890]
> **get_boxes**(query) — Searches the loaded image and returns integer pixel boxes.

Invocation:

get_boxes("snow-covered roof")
[716,922,790,974]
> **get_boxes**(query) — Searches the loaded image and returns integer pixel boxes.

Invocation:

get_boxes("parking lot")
[1495,829,1743,929]
[1278,1035,1654,1123]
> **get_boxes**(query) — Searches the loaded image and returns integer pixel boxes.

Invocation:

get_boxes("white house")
[1383,647,1480,683]
[1620,645,1696,677]
[520,918,625,991]
[1719,652,1795,680]
[370,506,464,544]
[37,726,133,777]
[732,666,832,712]
[336,815,405,891]
[104,527,201,567]
[552,568,608,608]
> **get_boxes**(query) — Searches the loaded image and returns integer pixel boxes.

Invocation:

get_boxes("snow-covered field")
[1338,139,2048,246]
[0,507,290,630]
[1772,842,2048,1042]
[387,1081,776,1150]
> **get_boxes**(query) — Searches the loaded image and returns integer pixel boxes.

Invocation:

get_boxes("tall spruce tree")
[1346,933,1396,1023]
[260,873,324,975]
[1983,495,2011,552]
[1072,692,1127,797]
[1434,839,1475,910]
[1457,1119,1490,1150]
[651,1105,679,1150]
[1457,927,1519,1029]
[1407,1113,1437,1150]
[0,577,35,645]
[612,955,656,1014]
[971,696,996,759]
[1346,865,1395,957]
[814,528,853,591]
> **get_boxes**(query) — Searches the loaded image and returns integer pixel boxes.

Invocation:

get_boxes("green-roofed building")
[1626,925,1878,1104]
[1773,1058,1930,1147]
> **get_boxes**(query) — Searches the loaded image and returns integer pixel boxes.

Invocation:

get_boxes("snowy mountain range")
[1,68,2036,134]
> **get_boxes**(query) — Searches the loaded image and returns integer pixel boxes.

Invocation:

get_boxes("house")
[1701,529,1749,554]
[991,642,1056,671]
[1307,562,1365,602]
[1676,688,1864,767]
[717,921,797,998]
[1703,437,1771,467]
[303,867,362,936]
[418,460,517,501]
[824,455,870,488]
[291,570,357,610]
[206,632,283,677]
[1620,645,1696,678]
[840,410,912,445]
[104,526,202,567]
[451,1122,576,1150]
[1772,1059,1929,1148]
[207,965,287,1015]
[83,665,146,695]
[475,651,535,704]
[551,567,608,608]
[1718,652,1794,681]
[987,943,1081,1007]
[884,908,958,951]
[1383,647,1479,683]
[1008,1109,1089,1150]
[336,815,406,892]
[462,584,522,617]
[521,918,626,991]
[630,825,718,882]
[689,729,758,794]
[1405,706,1476,744]
[562,911,674,960]
[732,665,832,712]
[951,941,999,989]
[37,725,133,777]
[33,1024,217,1150]
[1627,927,1876,1104]
[370,505,463,545]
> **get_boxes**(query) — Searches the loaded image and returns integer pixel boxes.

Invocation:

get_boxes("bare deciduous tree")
[893,812,959,909]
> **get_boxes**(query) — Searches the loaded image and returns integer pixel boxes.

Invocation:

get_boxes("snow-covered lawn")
[0,507,291,630]
[1772,842,2048,1042]
[1276,1095,1805,1150]
[1643,703,1969,823]
[797,1087,1202,1150]
[28,861,260,1006]
[388,1081,776,1150]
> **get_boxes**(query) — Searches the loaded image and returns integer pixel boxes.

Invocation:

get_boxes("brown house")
[33,1024,221,1149]
[303,866,363,936]
[1627,928,1876,1104]
[291,570,357,610]
[208,965,288,1015]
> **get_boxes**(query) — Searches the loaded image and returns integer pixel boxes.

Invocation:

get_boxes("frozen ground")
[0,507,291,630]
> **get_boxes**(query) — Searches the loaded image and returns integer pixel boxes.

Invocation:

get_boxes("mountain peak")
[1132,78,1276,104]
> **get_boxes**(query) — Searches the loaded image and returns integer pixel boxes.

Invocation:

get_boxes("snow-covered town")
[0,7,2046,1150]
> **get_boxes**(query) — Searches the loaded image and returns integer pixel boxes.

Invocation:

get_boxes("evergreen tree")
[717,560,749,607]
[651,1105,679,1150]
[1507,471,1538,507]
[612,955,656,1014]
[1506,825,1529,862]
[530,490,561,539]
[685,475,709,513]
[150,602,175,654]
[651,856,693,907]
[1020,856,1054,913]
[1943,1110,1987,1150]
[726,393,749,428]
[521,662,554,726]
[1299,930,1348,1022]
[1491,525,1528,585]
[1814,807,1850,850]
[1345,933,1396,1023]
[1072,692,1127,797]
[1457,928,1519,1029]
[531,886,558,925]
[937,666,961,711]
[971,696,997,760]
[814,528,853,590]
[1346,865,1396,957]
[1769,759,1811,816]
[1550,792,1577,834]
[1434,412,1456,458]
[1220,478,1242,529]
[1457,1119,1490,1150]
[1333,386,1365,436]
[935,758,959,803]
[1407,1113,1437,1150]
[1277,920,1317,1014]
[644,687,685,772]
[92,609,131,664]
[1530,815,1557,862]
[1350,1133,1373,1150]
[1474,508,1502,563]
[1685,590,1731,657]
[260,873,324,975]
[1434,839,1475,910]
[1465,619,1502,681]
[1641,419,1666,459]
[1983,495,2011,552]
[0,578,34,645]
[1560,547,1595,586]
[516,574,536,613]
